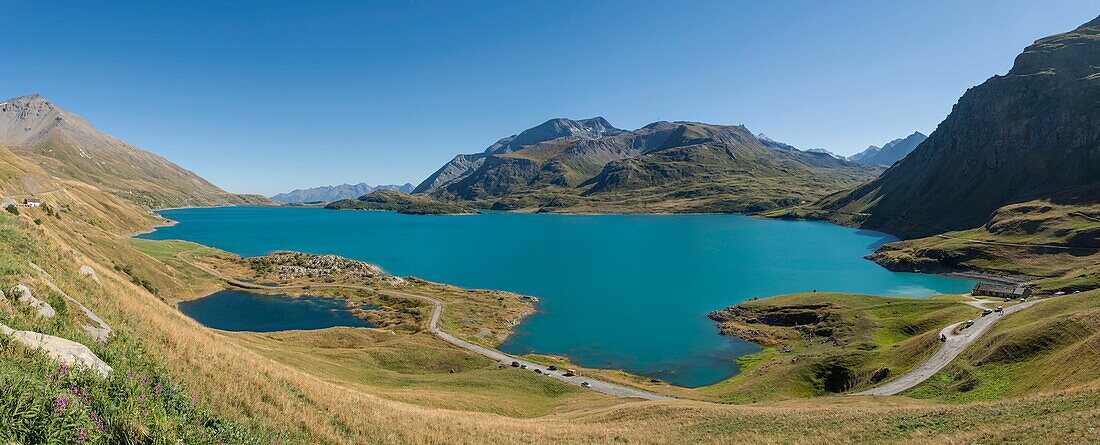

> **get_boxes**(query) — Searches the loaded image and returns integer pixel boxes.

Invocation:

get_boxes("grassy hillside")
[907,289,1100,402]
[0,212,272,443]
[703,293,977,402]
[869,200,1099,292]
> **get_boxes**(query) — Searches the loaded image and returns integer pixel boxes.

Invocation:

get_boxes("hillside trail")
[853,295,1042,396]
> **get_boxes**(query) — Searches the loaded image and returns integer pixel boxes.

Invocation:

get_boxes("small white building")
[23,198,41,208]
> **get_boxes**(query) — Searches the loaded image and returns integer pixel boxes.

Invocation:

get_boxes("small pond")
[179,289,377,332]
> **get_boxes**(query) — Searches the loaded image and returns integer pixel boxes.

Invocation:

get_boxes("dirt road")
[854,297,1042,396]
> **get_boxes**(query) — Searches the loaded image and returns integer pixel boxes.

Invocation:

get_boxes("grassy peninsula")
[325,190,474,215]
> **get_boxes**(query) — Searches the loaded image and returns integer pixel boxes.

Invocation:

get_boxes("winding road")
[853,296,1042,396]
[179,252,672,401]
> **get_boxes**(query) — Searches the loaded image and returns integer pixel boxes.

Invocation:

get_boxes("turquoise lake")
[140,206,975,387]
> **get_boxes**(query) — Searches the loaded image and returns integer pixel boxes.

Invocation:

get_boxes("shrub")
[4,205,18,216]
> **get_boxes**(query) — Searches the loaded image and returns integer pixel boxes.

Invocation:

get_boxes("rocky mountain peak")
[1008,15,1100,78]
[0,94,71,145]
[486,117,625,154]
[820,15,1100,238]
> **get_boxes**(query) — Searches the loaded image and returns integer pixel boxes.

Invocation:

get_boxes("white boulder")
[0,324,111,378]
[79,265,100,283]
[9,284,55,318]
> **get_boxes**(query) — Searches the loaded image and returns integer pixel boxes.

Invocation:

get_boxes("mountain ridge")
[0,94,269,209]
[415,118,883,213]
[847,132,927,165]
[814,16,1100,239]
[270,182,414,203]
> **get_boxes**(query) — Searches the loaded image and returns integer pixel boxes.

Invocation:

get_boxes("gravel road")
[854,296,1042,396]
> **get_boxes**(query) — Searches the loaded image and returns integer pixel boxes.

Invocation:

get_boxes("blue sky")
[2,1,1097,195]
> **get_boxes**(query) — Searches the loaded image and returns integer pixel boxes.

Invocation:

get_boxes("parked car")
[520,364,527,369]
[982,309,993,316]
[534,369,543,374]
[995,306,1003,313]
[581,382,591,388]
[965,319,975,328]
[511,361,520,367]
[548,365,558,371]
[564,369,577,377]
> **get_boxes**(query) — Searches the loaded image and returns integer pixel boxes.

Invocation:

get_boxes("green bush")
[4,205,18,216]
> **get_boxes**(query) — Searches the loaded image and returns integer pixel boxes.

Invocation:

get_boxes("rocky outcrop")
[9,284,56,318]
[709,302,839,346]
[709,303,832,327]
[30,262,111,341]
[0,324,111,378]
[79,264,100,283]
[819,17,1100,238]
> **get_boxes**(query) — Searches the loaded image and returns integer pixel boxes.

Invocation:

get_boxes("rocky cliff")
[818,17,1100,238]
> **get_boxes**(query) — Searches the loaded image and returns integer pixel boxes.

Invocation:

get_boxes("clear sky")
[3,1,1097,195]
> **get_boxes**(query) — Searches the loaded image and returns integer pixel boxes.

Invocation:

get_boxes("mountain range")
[0,94,268,209]
[816,16,1100,239]
[415,118,884,213]
[270,183,414,203]
[846,132,927,166]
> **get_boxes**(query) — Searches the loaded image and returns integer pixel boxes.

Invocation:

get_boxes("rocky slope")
[413,117,624,194]
[0,94,269,209]
[416,118,882,213]
[817,17,1100,238]
[270,182,414,203]
[847,132,926,166]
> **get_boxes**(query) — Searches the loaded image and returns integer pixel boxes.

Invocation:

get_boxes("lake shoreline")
[135,205,976,389]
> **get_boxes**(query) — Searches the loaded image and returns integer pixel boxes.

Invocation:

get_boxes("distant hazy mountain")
[819,16,1100,238]
[415,118,883,213]
[0,94,269,209]
[847,132,927,166]
[270,183,414,203]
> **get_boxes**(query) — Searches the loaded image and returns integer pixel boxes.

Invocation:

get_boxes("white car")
[581,382,591,388]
